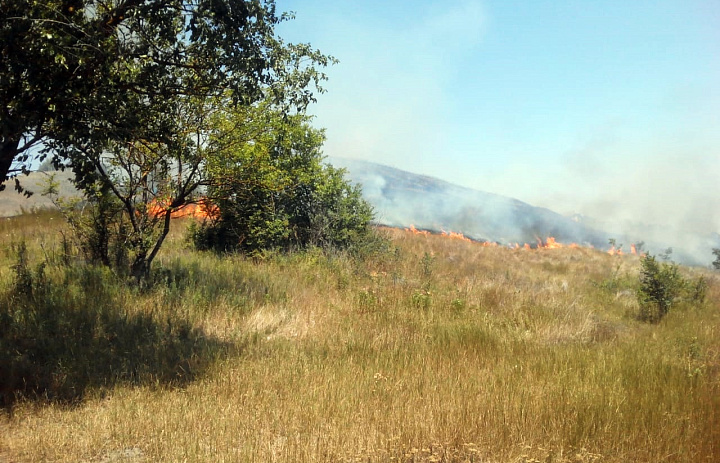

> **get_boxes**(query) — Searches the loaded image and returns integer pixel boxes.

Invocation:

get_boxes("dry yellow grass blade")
[1,216,719,462]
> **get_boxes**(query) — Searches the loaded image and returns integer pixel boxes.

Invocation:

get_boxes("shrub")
[636,254,706,323]
[637,255,681,322]
[191,108,377,255]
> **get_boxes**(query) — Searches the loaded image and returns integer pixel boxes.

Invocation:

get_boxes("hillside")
[328,157,720,265]
[3,162,718,265]
[0,171,80,217]
[1,214,719,462]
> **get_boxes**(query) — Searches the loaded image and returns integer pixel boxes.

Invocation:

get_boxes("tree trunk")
[130,212,173,286]
[130,253,150,286]
[0,138,20,191]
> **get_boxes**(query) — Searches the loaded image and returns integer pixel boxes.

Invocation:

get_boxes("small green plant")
[420,251,435,278]
[11,241,35,300]
[687,276,707,305]
[450,298,466,313]
[411,289,432,310]
[595,264,632,293]
[636,254,695,323]
[357,288,379,312]
[9,241,47,302]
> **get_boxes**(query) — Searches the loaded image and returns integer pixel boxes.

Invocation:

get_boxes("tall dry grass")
[1,218,718,462]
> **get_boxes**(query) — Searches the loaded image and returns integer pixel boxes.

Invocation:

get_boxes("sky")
[276,0,720,236]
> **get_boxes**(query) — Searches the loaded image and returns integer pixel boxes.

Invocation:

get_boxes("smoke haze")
[329,156,720,266]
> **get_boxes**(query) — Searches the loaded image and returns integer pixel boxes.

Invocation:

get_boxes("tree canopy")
[0,0,332,190]
[3,0,346,282]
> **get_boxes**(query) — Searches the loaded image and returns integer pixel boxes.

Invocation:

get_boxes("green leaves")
[637,254,708,323]
[1,0,333,185]
[193,102,374,255]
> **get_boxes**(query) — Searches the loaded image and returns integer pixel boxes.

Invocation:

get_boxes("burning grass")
[1,217,719,462]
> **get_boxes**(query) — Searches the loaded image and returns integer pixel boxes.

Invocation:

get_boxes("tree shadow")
[0,264,233,408]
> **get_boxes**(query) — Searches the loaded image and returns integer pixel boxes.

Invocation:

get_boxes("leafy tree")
[1,0,332,191]
[712,248,720,270]
[192,103,375,254]
[67,94,219,281]
[5,0,334,282]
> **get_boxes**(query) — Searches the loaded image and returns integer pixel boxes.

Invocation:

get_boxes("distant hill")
[327,157,609,247]
[328,157,720,265]
[0,171,79,217]
[2,161,717,265]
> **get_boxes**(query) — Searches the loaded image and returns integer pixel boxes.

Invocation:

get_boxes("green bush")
[637,254,681,322]
[637,254,707,323]
[191,107,377,255]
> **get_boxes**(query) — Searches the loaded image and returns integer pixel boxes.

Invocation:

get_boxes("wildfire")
[406,224,430,236]
[531,236,580,249]
[147,199,218,219]
[441,230,472,242]
[400,226,640,257]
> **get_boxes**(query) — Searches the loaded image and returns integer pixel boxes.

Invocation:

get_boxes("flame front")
[441,230,472,242]
[406,225,430,236]
[533,237,579,249]
[147,199,218,220]
[400,226,640,258]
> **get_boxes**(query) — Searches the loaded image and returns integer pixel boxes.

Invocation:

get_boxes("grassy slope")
[0,171,80,218]
[0,213,718,462]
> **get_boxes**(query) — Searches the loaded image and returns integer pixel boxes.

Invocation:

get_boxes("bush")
[637,255,682,322]
[637,254,707,323]
[191,108,377,255]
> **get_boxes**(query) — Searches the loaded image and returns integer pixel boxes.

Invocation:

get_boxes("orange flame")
[442,230,472,242]
[401,226,641,258]
[147,198,218,219]
[607,246,625,256]
[545,237,563,249]
[533,237,580,249]
[406,224,430,236]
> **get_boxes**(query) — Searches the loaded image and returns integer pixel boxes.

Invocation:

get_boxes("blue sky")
[276,0,719,233]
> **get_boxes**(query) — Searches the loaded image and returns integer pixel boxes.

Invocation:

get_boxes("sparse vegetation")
[1,214,718,462]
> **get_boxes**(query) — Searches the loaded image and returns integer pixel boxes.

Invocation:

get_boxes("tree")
[712,248,720,270]
[191,102,375,255]
[1,0,332,191]
[5,0,334,282]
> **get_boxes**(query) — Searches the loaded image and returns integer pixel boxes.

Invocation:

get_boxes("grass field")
[1,212,718,462]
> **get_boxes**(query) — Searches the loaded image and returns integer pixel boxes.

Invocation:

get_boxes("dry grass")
[1,219,719,462]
